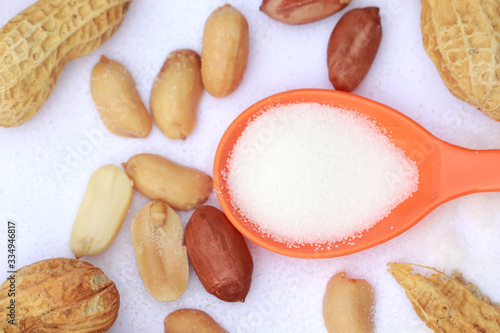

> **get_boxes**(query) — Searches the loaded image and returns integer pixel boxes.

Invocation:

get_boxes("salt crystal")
[226,103,419,245]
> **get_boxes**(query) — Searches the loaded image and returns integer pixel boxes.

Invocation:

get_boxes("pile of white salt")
[227,103,419,245]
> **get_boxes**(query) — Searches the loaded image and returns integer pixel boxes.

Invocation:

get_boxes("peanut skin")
[0,0,132,127]
[185,205,253,302]
[323,272,375,333]
[327,7,382,92]
[421,0,500,120]
[260,0,352,25]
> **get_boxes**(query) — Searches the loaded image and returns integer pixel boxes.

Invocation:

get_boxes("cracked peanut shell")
[0,257,120,332]
[388,262,500,333]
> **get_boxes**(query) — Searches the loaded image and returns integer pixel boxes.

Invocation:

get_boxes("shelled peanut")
[0,0,133,127]
[131,201,189,302]
[91,56,152,138]
[327,7,382,92]
[70,164,133,259]
[185,205,253,302]
[201,4,249,98]
[323,272,375,333]
[150,49,204,140]
[164,309,228,333]
[260,0,352,25]
[122,153,213,211]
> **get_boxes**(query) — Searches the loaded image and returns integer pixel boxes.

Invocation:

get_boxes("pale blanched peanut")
[151,49,204,140]
[70,164,133,259]
[164,309,228,333]
[122,153,213,211]
[201,4,249,98]
[131,201,189,302]
[323,272,375,333]
[91,56,152,138]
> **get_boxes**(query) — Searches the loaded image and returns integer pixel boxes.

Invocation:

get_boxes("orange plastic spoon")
[213,89,500,258]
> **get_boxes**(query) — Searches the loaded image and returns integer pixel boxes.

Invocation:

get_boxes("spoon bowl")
[213,89,500,258]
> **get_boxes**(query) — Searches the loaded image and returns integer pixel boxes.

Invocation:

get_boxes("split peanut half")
[70,164,133,259]
[131,201,189,302]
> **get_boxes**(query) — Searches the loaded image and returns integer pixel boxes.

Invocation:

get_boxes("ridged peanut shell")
[185,205,253,302]
[0,257,119,332]
[420,0,500,120]
[0,0,132,127]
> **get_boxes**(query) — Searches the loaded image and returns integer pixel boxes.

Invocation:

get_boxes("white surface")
[1,0,500,332]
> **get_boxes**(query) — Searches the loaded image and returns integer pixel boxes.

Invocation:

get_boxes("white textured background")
[1,0,500,332]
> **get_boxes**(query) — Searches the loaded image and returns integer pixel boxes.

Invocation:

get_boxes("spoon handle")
[440,142,500,201]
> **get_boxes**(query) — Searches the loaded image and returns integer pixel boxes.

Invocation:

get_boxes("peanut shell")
[0,257,119,332]
[0,0,132,127]
[420,0,500,120]
[388,263,500,333]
